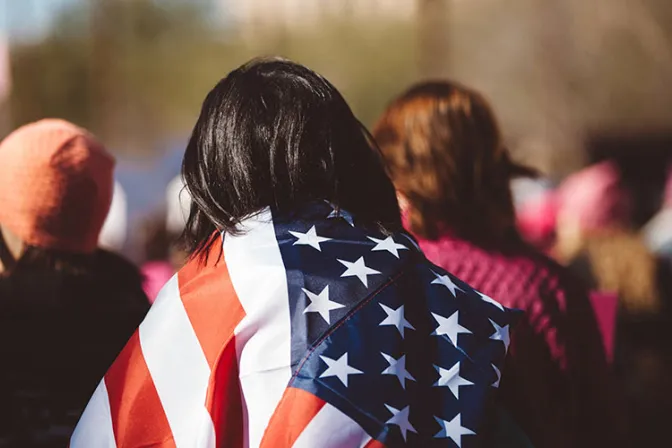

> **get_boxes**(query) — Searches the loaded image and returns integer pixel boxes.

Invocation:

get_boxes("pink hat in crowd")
[0,119,115,253]
[556,161,631,232]
[141,260,175,304]
[511,177,558,248]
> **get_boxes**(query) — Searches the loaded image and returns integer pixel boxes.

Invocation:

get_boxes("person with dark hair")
[72,58,522,447]
[373,81,625,448]
[0,119,150,447]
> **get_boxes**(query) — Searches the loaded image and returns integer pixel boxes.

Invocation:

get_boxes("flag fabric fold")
[71,201,520,448]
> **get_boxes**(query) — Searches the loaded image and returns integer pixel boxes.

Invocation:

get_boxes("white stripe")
[70,380,117,448]
[292,403,372,448]
[226,208,293,448]
[139,275,216,448]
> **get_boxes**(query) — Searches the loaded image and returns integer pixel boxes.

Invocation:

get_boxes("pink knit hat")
[0,119,115,253]
[556,161,631,232]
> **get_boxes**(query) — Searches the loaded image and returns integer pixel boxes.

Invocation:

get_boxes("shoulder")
[94,250,148,295]
[423,235,586,299]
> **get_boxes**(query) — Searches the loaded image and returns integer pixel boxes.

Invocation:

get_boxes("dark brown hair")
[373,81,535,245]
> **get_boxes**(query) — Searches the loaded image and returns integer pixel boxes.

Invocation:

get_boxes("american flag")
[71,201,519,448]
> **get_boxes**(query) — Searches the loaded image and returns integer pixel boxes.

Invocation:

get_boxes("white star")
[434,363,474,399]
[289,226,331,251]
[384,405,417,442]
[477,291,504,311]
[492,363,501,388]
[338,257,380,287]
[381,353,416,389]
[319,353,363,387]
[302,285,344,324]
[379,303,415,337]
[431,311,472,347]
[431,271,464,297]
[368,236,408,258]
[327,207,355,226]
[434,414,476,447]
[488,319,511,351]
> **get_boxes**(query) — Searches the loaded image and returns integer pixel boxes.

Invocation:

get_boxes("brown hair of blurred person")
[562,229,661,315]
[373,81,627,448]
[373,80,535,246]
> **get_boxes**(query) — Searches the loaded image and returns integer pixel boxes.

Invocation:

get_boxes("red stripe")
[207,339,245,448]
[177,237,244,369]
[259,387,327,448]
[364,439,386,448]
[178,236,247,448]
[105,331,176,448]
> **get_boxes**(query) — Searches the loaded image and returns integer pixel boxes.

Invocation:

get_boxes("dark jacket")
[0,250,150,448]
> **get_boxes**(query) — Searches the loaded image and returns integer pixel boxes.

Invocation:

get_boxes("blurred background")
[1,0,672,261]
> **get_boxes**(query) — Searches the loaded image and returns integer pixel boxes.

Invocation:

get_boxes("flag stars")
[368,236,408,258]
[492,363,501,388]
[384,405,417,442]
[302,285,344,324]
[434,363,474,399]
[381,353,415,389]
[319,353,363,387]
[477,291,504,311]
[431,310,472,347]
[338,257,380,287]
[431,271,464,297]
[434,414,476,447]
[289,226,331,251]
[489,319,511,351]
[379,304,415,338]
[327,208,355,226]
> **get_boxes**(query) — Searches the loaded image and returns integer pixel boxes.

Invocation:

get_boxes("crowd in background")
[0,57,671,447]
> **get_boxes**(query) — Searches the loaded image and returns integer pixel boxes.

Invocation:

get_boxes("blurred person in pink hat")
[554,160,660,315]
[555,160,672,446]
[0,119,149,448]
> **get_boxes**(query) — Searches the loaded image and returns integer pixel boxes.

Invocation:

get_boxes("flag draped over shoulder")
[71,201,520,448]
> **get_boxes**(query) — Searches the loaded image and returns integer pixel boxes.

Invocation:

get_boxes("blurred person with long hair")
[0,120,150,447]
[71,58,523,447]
[554,161,661,314]
[555,161,672,446]
[373,81,624,448]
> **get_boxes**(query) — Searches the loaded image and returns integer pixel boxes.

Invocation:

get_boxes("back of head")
[373,81,530,244]
[0,119,115,255]
[182,57,400,255]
